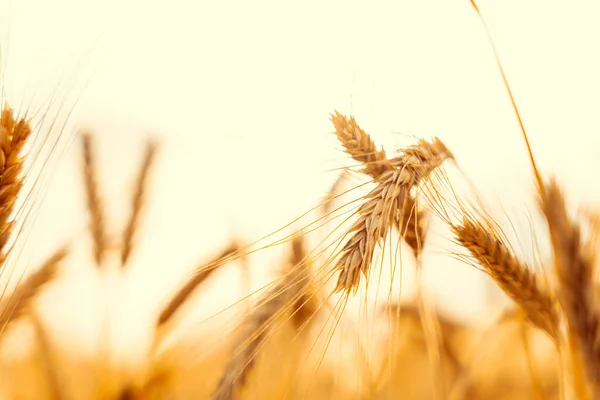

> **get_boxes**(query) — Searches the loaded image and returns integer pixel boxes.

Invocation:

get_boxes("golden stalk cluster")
[0,2,595,394]
[0,99,596,400]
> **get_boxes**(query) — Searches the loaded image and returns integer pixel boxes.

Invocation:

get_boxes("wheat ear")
[0,106,34,264]
[330,111,390,177]
[540,179,600,393]
[334,168,410,294]
[81,132,107,266]
[0,247,67,335]
[452,217,559,340]
[335,138,452,294]
[329,112,432,258]
[120,139,158,267]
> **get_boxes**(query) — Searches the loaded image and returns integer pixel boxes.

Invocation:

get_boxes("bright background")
[0,0,599,369]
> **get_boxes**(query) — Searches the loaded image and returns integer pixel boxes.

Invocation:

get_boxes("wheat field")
[0,0,598,399]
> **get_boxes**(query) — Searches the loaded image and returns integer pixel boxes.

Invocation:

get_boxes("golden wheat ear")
[0,105,35,266]
[451,217,559,341]
[539,179,600,395]
[334,137,453,294]
[328,111,432,258]
[81,132,108,267]
[120,139,158,267]
[0,246,67,336]
[330,110,391,177]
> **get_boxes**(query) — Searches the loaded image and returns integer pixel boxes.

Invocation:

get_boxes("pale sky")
[0,0,599,374]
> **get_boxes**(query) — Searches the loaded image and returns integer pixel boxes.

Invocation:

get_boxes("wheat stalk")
[213,237,313,400]
[384,302,464,372]
[407,195,445,399]
[31,314,65,400]
[0,247,67,335]
[121,139,158,267]
[452,217,559,340]
[539,179,600,394]
[157,243,239,328]
[81,132,107,267]
[212,284,288,400]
